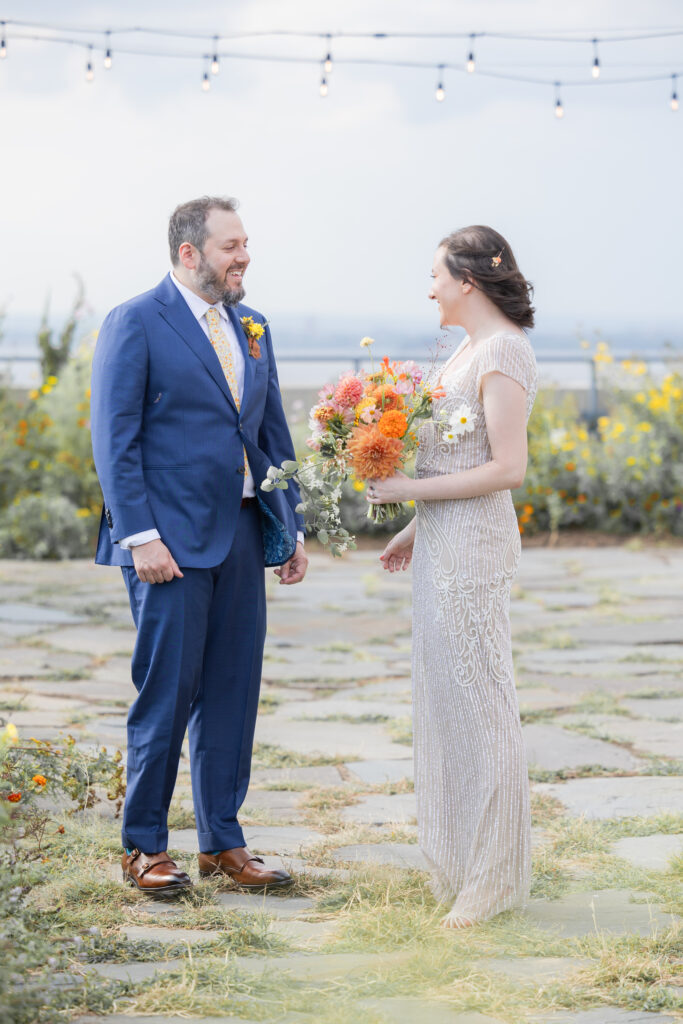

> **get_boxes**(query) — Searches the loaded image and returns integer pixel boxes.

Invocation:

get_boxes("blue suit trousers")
[120,502,266,854]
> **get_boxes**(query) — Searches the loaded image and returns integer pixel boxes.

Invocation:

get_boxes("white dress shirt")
[120,272,302,550]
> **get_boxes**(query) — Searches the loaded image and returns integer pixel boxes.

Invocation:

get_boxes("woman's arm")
[367,371,529,505]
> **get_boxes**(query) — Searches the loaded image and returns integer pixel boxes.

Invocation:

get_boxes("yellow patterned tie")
[205,306,249,477]
[205,306,241,409]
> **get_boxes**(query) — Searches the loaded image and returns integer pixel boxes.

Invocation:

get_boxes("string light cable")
[1,18,683,114]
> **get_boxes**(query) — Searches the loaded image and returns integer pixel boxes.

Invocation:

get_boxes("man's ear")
[177,242,197,270]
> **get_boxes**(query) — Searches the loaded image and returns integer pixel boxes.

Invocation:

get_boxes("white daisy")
[448,404,477,436]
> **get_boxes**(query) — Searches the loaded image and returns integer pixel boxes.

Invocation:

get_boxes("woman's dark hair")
[439,225,535,329]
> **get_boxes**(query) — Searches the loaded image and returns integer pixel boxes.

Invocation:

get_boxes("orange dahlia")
[366,384,404,412]
[7,792,21,803]
[347,425,403,480]
[378,410,408,438]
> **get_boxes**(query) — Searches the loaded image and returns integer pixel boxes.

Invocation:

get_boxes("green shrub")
[0,493,94,558]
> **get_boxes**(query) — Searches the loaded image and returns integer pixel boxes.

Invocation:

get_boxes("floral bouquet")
[261,338,445,555]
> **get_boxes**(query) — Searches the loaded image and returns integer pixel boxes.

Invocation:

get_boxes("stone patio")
[1,543,682,1023]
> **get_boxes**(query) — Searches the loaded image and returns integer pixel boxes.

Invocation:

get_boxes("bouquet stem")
[366,501,405,524]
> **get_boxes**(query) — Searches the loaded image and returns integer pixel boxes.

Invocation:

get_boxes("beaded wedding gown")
[412,331,538,924]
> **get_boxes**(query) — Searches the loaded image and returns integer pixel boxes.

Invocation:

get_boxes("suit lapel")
[154,277,238,414]
[227,304,255,409]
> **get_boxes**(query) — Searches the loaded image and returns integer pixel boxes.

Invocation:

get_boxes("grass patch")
[251,743,343,769]
[386,716,412,745]
[257,693,281,714]
[295,712,391,725]
[530,789,566,826]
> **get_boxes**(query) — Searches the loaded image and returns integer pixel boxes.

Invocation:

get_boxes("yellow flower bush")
[0,335,102,557]
[517,341,682,536]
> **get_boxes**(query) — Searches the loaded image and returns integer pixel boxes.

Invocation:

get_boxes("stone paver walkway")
[1,544,682,1023]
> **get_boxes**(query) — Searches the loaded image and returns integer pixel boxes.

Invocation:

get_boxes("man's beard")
[196,251,246,307]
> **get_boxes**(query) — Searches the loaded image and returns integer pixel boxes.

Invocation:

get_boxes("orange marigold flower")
[523,504,534,515]
[7,792,21,803]
[565,462,576,472]
[32,774,47,787]
[77,417,87,428]
[577,494,587,503]
[378,410,408,438]
[347,425,404,480]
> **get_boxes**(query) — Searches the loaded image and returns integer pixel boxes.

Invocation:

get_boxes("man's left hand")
[274,542,308,585]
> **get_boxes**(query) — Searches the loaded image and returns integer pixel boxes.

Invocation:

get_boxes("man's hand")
[131,539,184,584]
[274,542,308,585]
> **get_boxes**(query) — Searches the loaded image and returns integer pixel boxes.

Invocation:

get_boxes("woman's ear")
[461,278,474,295]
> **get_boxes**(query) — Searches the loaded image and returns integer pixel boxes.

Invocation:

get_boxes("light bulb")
[202,71,211,92]
[555,98,564,119]
[320,76,328,98]
[592,57,600,79]
[466,35,475,73]
[672,93,679,112]
[324,53,332,74]
[435,84,445,102]
[0,23,6,60]
[104,48,112,69]
[211,55,220,74]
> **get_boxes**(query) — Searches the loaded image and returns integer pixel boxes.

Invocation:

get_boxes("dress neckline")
[439,330,528,385]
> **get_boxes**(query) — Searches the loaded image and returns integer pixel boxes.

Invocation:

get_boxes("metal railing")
[1,350,680,426]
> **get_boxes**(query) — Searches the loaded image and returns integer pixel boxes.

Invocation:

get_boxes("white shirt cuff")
[121,527,303,549]
[120,529,161,549]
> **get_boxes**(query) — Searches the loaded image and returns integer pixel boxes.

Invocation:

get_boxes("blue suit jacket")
[90,274,304,568]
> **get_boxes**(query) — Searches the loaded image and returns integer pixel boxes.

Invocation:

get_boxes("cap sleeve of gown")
[475,333,536,398]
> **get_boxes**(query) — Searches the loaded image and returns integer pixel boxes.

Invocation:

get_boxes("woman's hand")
[366,471,416,504]
[379,521,416,573]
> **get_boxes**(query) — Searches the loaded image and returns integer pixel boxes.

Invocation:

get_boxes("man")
[91,196,307,895]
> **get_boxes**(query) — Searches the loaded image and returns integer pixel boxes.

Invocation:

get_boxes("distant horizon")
[1,307,681,356]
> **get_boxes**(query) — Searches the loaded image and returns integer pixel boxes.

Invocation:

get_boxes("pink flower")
[360,406,379,424]
[402,360,422,382]
[333,373,365,408]
[338,406,356,425]
[394,377,414,395]
[306,437,321,451]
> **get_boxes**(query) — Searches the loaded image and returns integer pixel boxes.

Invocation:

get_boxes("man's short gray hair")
[168,196,239,265]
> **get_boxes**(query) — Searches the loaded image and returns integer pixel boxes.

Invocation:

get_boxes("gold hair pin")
[491,250,503,268]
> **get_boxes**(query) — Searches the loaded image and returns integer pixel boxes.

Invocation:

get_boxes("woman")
[367,225,538,929]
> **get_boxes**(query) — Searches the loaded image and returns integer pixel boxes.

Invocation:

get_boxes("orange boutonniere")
[240,316,266,359]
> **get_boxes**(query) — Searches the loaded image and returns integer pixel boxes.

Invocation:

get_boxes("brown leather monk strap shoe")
[121,848,193,895]
[198,846,293,890]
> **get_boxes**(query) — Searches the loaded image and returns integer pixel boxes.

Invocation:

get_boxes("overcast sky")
[1,0,682,341]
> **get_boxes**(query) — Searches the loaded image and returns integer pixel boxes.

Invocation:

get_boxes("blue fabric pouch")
[257,495,296,567]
